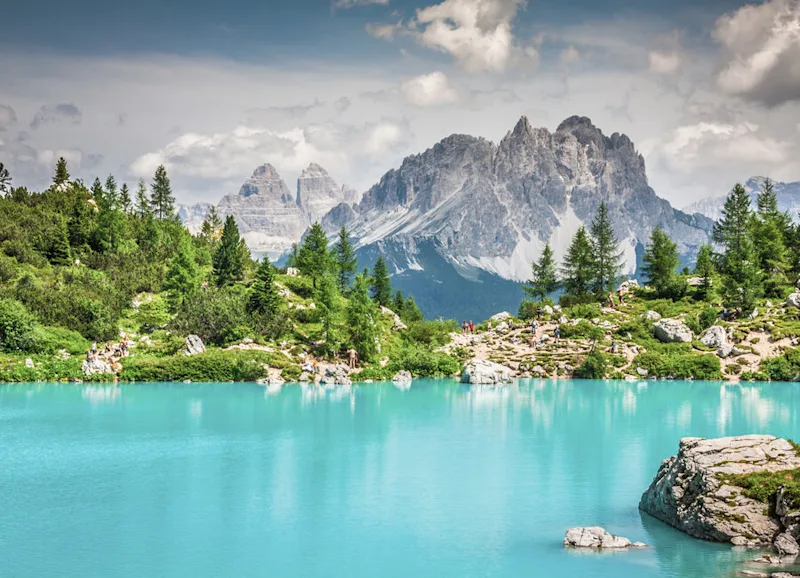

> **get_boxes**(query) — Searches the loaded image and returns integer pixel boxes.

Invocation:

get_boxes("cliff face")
[684,177,800,222]
[333,115,714,282]
[216,164,308,256]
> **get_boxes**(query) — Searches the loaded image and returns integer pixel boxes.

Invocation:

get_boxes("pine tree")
[53,157,70,187]
[163,236,201,311]
[296,222,332,288]
[68,195,94,250]
[200,206,222,243]
[589,202,623,295]
[561,226,593,299]
[237,238,252,277]
[104,175,119,209]
[694,244,715,296]
[334,226,358,292]
[213,216,244,286]
[90,177,105,207]
[752,178,791,295]
[317,274,341,356]
[0,162,10,195]
[393,290,406,317]
[403,295,424,323]
[135,178,151,217]
[150,165,175,220]
[524,242,559,301]
[47,219,72,266]
[370,255,392,307]
[119,183,132,213]
[347,273,379,361]
[248,257,281,317]
[713,184,762,312]
[642,227,681,297]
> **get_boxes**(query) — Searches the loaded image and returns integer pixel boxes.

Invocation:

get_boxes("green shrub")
[761,348,800,382]
[573,351,609,379]
[559,294,598,309]
[566,302,602,320]
[725,363,742,376]
[281,364,302,381]
[720,469,800,511]
[30,325,89,355]
[560,320,604,341]
[634,351,721,380]
[686,306,719,335]
[134,297,172,332]
[169,286,252,346]
[518,299,554,320]
[0,355,86,382]
[0,298,37,352]
[358,366,394,381]
[120,350,270,382]
[388,346,461,377]
[280,275,314,299]
[403,320,457,347]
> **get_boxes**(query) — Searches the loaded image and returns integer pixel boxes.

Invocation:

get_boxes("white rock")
[392,370,412,385]
[687,276,711,287]
[182,335,206,356]
[563,527,642,549]
[774,533,799,558]
[321,364,352,386]
[643,310,662,322]
[701,325,727,349]
[25,358,34,369]
[653,319,693,343]
[81,357,115,377]
[543,305,554,315]
[787,293,800,308]
[460,359,512,385]
[490,311,511,322]
[380,306,408,331]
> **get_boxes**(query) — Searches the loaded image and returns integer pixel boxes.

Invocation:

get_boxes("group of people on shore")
[461,320,475,334]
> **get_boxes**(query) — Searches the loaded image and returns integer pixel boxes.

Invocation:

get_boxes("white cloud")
[713,0,800,106]
[366,22,402,40]
[30,103,82,130]
[648,50,680,75]
[401,71,459,106]
[364,120,409,156]
[559,45,581,68]
[406,0,529,73]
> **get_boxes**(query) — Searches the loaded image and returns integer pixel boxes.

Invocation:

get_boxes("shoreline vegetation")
[2,160,800,384]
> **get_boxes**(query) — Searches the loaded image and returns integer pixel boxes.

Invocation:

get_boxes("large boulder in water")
[321,364,352,386]
[653,318,693,343]
[460,359,512,385]
[181,335,206,356]
[392,370,412,385]
[639,436,800,545]
[563,527,645,549]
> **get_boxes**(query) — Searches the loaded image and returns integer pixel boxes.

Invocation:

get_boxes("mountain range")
[683,177,800,222]
[179,115,718,320]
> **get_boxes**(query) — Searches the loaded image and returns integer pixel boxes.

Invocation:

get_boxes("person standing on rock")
[554,325,561,343]
[347,348,357,370]
[469,320,474,334]
[487,320,493,332]
[531,319,537,336]
[607,293,615,309]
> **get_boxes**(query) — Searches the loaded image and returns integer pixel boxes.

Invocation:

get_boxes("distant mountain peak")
[556,115,597,133]
[299,162,329,178]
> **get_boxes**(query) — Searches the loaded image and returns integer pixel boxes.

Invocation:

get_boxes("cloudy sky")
[2,0,800,208]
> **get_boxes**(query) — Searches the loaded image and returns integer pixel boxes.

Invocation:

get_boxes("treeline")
[0,159,429,364]
[524,180,800,315]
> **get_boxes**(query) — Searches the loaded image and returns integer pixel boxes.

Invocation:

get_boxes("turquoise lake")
[2,379,800,577]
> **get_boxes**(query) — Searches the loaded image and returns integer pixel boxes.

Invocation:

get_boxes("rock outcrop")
[653,318,693,343]
[639,435,800,546]
[181,335,206,357]
[321,364,352,386]
[392,370,412,387]
[297,163,355,225]
[460,359,512,385]
[563,527,646,549]
[81,357,114,376]
[701,325,727,349]
[787,293,800,309]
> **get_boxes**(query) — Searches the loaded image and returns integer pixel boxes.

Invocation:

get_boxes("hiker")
[487,320,493,332]
[462,321,468,335]
[607,292,615,309]
[617,288,625,304]
[610,341,618,354]
[537,307,543,321]
[554,325,561,342]
[469,320,474,334]
[312,359,319,374]
[347,348,357,370]
[530,319,537,335]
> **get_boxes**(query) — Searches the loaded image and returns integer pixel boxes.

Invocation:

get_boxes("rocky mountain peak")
[299,162,329,178]
[239,163,293,202]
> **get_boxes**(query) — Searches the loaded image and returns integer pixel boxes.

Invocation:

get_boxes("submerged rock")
[460,359,512,385]
[563,527,645,549]
[639,435,800,545]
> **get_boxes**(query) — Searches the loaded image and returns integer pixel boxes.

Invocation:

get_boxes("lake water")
[2,379,799,578]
